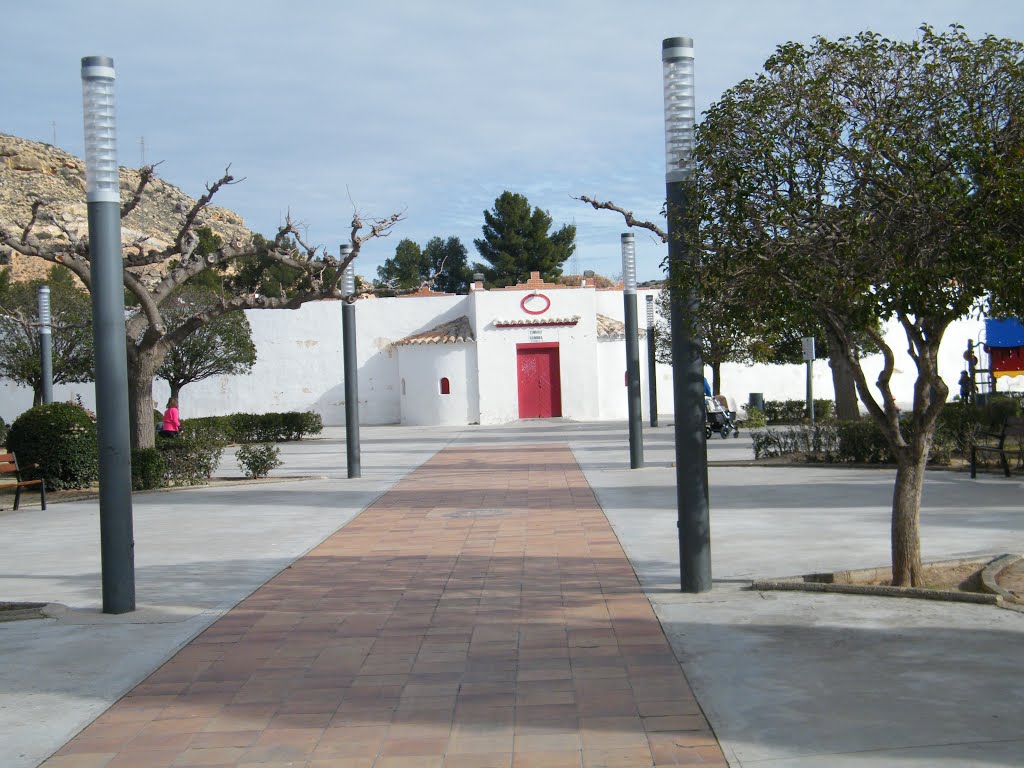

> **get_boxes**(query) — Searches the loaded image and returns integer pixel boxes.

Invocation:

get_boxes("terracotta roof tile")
[493,316,581,327]
[596,314,647,339]
[393,315,474,346]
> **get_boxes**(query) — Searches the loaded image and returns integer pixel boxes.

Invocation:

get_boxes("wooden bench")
[0,452,47,510]
[970,416,1024,478]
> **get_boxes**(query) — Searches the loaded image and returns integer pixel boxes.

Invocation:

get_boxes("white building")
[1,272,1018,426]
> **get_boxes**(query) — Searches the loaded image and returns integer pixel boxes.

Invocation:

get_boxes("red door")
[517,343,562,418]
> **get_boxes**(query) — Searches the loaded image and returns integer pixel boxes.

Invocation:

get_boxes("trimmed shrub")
[6,403,99,490]
[185,411,323,443]
[131,448,167,490]
[236,443,283,479]
[0,416,7,448]
[751,423,840,460]
[835,420,893,464]
[744,406,767,429]
[158,432,225,486]
[763,399,834,424]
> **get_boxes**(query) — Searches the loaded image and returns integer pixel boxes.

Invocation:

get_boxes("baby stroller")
[705,394,739,439]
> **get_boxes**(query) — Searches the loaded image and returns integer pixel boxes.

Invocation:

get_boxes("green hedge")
[0,416,7,449]
[6,403,99,490]
[131,448,167,490]
[183,411,323,444]
[158,434,225,486]
[752,415,960,465]
[763,399,834,424]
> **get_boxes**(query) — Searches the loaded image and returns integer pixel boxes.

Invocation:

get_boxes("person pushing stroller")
[704,378,739,439]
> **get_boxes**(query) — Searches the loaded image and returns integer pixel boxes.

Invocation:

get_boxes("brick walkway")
[43,444,725,768]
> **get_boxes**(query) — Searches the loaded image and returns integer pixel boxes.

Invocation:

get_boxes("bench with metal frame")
[0,452,47,509]
[970,415,1024,478]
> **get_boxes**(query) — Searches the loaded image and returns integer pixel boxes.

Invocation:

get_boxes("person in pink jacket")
[160,397,181,438]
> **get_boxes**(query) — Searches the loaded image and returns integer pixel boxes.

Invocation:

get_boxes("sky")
[4,1,1024,284]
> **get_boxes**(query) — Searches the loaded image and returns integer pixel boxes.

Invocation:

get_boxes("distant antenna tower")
[51,121,57,145]
[139,137,146,167]
[570,252,580,277]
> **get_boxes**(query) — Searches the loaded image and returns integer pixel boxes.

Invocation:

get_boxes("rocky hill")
[0,133,253,285]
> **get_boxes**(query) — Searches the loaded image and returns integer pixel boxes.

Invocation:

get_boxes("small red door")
[517,343,562,418]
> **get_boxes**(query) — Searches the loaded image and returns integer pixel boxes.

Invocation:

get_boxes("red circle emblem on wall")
[521,293,550,315]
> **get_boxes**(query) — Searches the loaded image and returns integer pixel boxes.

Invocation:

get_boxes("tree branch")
[120,162,161,219]
[574,195,668,242]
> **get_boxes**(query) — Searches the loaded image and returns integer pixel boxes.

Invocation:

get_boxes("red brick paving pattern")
[43,444,725,767]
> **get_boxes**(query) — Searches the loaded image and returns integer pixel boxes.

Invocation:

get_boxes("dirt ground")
[860,561,985,591]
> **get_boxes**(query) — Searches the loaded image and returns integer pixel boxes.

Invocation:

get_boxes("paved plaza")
[1,422,1022,767]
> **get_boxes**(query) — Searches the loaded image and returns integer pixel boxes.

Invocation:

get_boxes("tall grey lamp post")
[341,246,361,478]
[663,37,711,593]
[37,286,54,403]
[621,233,644,468]
[646,294,658,427]
[82,56,135,613]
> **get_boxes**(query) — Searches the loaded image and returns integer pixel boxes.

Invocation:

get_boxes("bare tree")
[0,167,403,448]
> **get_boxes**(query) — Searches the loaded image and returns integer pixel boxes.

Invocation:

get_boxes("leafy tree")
[376,239,427,291]
[474,191,576,286]
[424,236,472,293]
[0,166,402,449]
[578,196,861,405]
[0,265,94,405]
[376,236,473,294]
[156,286,257,402]
[677,25,1024,585]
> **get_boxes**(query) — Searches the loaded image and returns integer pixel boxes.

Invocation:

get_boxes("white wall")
[398,344,477,425]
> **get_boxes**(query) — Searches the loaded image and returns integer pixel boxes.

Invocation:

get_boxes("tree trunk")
[890,449,926,586]
[826,327,859,420]
[32,387,42,407]
[127,351,160,450]
[711,361,721,396]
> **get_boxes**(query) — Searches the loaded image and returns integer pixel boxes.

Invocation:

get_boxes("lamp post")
[37,286,53,404]
[81,56,135,613]
[646,294,658,427]
[621,233,643,468]
[341,246,360,478]
[663,37,711,593]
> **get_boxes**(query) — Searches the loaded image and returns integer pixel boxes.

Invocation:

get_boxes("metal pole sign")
[801,336,816,362]
[802,336,815,427]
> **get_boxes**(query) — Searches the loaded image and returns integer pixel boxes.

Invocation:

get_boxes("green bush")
[6,403,99,490]
[185,411,323,443]
[0,416,7,448]
[158,433,225,486]
[236,443,283,479]
[835,420,894,464]
[763,399,834,424]
[131,448,167,490]
[744,406,767,428]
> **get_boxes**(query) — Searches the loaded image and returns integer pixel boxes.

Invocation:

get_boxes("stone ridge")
[0,133,253,285]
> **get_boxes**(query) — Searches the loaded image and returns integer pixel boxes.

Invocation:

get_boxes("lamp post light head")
[646,293,655,325]
[81,56,119,203]
[620,233,637,295]
[662,37,695,183]
[339,244,356,298]
[37,286,52,332]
